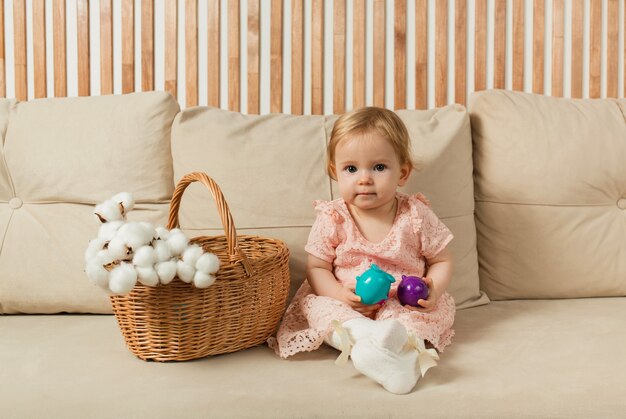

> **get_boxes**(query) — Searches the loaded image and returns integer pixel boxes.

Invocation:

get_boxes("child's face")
[332,130,411,212]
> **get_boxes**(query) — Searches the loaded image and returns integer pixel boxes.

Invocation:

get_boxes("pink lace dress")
[270,192,455,358]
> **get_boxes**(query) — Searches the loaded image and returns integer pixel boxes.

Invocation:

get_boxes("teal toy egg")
[355,264,396,305]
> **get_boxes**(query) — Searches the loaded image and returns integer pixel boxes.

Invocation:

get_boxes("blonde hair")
[327,106,414,179]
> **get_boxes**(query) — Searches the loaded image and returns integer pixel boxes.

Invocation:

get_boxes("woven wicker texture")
[109,172,290,361]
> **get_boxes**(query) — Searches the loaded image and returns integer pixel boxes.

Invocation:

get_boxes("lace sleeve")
[304,201,344,263]
[411,195,454,259]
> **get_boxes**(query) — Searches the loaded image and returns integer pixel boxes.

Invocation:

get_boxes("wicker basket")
[109,172,290,361]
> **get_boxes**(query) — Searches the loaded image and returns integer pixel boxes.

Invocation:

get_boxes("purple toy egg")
[397,275,429,307]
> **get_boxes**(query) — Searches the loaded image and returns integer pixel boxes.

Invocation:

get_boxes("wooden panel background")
[1,0,624,112]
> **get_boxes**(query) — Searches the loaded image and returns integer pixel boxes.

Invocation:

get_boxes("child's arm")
[307,254,380,317]
[410,247,453,313]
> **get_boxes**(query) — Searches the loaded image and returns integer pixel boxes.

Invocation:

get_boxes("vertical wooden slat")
[353,0,366,109]
[311,0,324,114]
[142,0,155,92]
[165,0,177,98]
[624,4,626,98]
[247,0,259,114]
[474,0,486,92]
[551,0,564,97]
[270,0,283,112]
[228,0,240,111]
[186,0,198,107]
[53,0,66,97]
[333,0,346,114]
[571,0,583,98]
[291,0,304,114]
[373,0,385,108]
[533,0,544,94]
[435,0,447,107]
[33,0,47,98]
[606,0,618,98]
[100,0,114,95]
[588,0,602,98]
[122,0,135,93]
[455,0,466,105]
[415,0,427,109]
[394,0,406,109]
[512,0,524,91]
[13,0,27,101]
[208,0,220,107]
[494,0,506,89]
[0,0,5,98]
[77,0,90,96]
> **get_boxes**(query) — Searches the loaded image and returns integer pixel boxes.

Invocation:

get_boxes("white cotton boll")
[153,240,172,262]
[193,271,216,288]
[85,238,107,263]
[85,261,110,288]
[155,260,177,284]
[97,221,124,242]
[108,263,138,295]
[108,236,131,261]
[118,222,153,251]
[195,253,220,274]
[136,266,159,286]
[155,226,170,241]
[176,260,196,283]
[139,222,157,241]
[95,249,116,266]
[132,245,157,267]
[167,230,189,256]
[112,192,135,213]
[182,245,204,266]
[94,199,124,223]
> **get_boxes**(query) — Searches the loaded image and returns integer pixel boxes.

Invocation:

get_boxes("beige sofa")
[1,90,624,418]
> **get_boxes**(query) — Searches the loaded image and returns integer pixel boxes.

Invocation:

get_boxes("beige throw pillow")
[0,92,180,313]
[171,106,488,309]
[470,90,626,300]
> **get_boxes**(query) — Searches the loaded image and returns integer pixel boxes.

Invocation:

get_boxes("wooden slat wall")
[2,0,625,112]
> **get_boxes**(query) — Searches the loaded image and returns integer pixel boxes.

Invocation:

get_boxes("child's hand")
[405,277,439,313]
[338,285,381,318]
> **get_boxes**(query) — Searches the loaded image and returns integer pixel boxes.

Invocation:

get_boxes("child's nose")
[358,171,373,184]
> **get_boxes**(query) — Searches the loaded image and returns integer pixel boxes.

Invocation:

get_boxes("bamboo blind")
[2,0,625,113]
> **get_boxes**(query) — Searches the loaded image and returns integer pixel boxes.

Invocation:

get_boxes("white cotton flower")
[108,236,132,261]
[193,271,216,288]
[97,220,124,242]
[85,261,110,288]
[112,192,135,214]
[167,229,189,256]
[118,222,154,251]
[108,263,138,295]
[155,260,177,284]
[94,199,124,223]
[182,244,204,266]
[195,252,220,274]
[85,238,107,263]
[155,226,170,241]
[132,245,157,268]
[176,260,196,283]
[153,240,172,262]
[136,266,159,287]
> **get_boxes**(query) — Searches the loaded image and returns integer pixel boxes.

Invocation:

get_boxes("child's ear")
[329,164,338,180]
[398,163,411,186]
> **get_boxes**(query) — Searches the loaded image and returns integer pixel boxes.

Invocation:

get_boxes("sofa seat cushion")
[2,298,624,418]
[0,92,180,313]
[470,90,626,300]
[171,105,488,309]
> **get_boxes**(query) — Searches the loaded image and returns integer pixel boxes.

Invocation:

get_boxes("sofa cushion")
[470,90,626,300]
[0,92,180,313]
[171,105,488,309]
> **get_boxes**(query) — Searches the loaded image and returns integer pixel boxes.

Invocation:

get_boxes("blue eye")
[374,164,386,172]
[345,165,357,173]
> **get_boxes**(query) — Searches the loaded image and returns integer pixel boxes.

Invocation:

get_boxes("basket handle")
[167,172,253,276]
